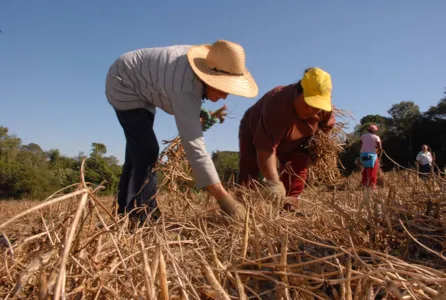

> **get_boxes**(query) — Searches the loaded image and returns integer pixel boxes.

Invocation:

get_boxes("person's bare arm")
[377,141,382,152]
[251,96,286,184]
[416,153,421,165]
[256,149,286,206]
[206,182,228,200]
[257,150,280,182]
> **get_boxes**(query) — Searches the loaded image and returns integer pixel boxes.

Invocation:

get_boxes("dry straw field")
[0,107,445,299]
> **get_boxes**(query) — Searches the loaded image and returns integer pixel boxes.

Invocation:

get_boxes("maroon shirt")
[239,84,336,154]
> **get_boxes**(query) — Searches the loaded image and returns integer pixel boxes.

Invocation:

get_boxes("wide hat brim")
[304,94,332,112]
[187,44,258,98]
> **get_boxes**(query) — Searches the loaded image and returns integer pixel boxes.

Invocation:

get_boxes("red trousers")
[361,158,379,188]
[238,138,310,198]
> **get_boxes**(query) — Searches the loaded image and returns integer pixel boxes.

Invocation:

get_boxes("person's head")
[422,145,429,152]
[202,84,229,102]
[294,68,332,119]
[187,40,258,102]
[367,124,378,134]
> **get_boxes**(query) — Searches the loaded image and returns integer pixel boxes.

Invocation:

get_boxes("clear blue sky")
[1,0,445,164]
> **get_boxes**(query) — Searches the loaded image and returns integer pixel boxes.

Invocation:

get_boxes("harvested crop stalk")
[305,107,352,185]
[201,263,231,300]
[53,192,89,299]
[156,105,228,191]
[139,239,155,300]
[241,206,250,260]
[159,250,169,300]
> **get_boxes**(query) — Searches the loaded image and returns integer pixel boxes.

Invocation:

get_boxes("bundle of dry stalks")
[156,105,228,192]
[1,161,445,299]
[306,108,352,185]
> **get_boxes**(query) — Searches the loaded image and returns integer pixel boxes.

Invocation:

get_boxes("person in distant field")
[360,124,382,189]
[105,40,258,221]
[237,68,336,210]
[416,145,433,180]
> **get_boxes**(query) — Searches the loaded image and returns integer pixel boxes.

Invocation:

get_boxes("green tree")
[425,98,446,120]
[212,151,239,182]
[84,143,121,194]
[91,143,107,158]
[0,127,124,200]
[387,101,421,134]
[47,149,79,186]
[353,114,393,138]
[47,149,61,164]
[0,127,60,199]
[387,101,421,159]
[0,126,21,160]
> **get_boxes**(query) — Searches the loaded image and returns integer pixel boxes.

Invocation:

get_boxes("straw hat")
[187,40,258,98]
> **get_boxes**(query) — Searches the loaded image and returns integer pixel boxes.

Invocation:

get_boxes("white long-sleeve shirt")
[105,45,220,188]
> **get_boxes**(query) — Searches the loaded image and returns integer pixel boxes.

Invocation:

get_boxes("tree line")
[0,127,122,199]
[1,90,444,200]
[340,93,445,175]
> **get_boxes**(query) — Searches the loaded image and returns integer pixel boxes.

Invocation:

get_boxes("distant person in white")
[416,145,433,178]
[105,40,258,221]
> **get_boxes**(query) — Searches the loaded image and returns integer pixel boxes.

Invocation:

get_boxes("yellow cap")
[301,68,332,112]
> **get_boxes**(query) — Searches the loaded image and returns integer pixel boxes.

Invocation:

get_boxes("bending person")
[238,68,335,210]
[105,40,258,221]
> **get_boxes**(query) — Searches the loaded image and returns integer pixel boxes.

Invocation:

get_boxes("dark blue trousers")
[419,164,431,180]
[115,109,159,216]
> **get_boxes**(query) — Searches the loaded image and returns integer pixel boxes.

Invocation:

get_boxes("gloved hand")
[200,107,212,119]
[200,108,219,132]
[264,179,286,207]
[202,122,211,131]
[216,194,246,221]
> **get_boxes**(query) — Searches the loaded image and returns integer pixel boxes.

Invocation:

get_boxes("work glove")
[263,180,286,208]
[200,108,219,132]
[202,120,217,131]
[200,107,212,119]
[216,194,246,222]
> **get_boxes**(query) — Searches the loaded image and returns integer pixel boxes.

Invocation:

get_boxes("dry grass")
[1,107,445,299]
[0,164,445,299]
